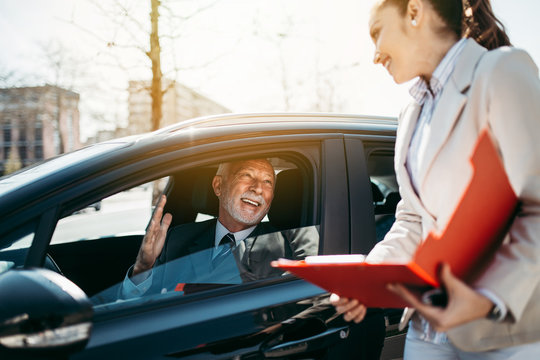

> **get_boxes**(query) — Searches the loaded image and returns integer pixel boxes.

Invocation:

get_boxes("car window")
[0,142,128,197]
[91,224,320,307]
[55,156,321,310]
[51,178,167,244]
[0,230,34,275]
[367,149,399,242]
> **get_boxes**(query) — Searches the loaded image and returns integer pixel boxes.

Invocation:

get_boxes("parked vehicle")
[0,113,405,359]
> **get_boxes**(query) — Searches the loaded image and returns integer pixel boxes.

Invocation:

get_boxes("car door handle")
[262,325,349,358]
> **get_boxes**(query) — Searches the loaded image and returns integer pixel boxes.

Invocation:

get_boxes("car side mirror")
[0,268,92,358]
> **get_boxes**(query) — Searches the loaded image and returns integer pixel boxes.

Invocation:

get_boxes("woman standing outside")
[332,0,540,358]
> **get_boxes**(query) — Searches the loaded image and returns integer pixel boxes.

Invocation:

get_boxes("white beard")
[223,190,267,225]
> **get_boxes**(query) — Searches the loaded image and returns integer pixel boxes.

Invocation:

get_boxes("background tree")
[4,144,22,175]
[78,0,221,132]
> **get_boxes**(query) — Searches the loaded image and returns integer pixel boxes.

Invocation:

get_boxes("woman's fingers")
[344,303,367,323]
[387,283,424,309]
[330,293,367,323]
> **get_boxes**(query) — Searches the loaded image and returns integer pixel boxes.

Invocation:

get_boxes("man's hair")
[215,159,275,181]
[215,162,230,178]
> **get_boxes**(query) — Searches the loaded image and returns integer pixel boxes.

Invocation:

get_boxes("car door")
[0,131,386,360]
[73,134,384,360]
[344,134,406,359]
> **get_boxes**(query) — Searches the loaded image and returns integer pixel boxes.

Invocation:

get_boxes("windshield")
[0,142,127,196]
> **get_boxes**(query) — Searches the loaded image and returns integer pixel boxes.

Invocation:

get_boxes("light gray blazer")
[367,39,540,351]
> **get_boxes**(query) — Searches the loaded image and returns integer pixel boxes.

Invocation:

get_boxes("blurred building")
[127,79,230,134]
[0,85,81,174]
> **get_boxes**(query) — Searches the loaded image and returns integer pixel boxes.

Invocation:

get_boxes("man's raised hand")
[132,195,172,276]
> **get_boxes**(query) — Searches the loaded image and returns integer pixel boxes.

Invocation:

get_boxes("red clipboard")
[273,129,518,308]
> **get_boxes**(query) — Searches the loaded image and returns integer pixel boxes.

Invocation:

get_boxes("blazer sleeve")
[473,48,540,322]
[366,196,423,263]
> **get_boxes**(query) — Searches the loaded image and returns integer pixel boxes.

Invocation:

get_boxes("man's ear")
[212,175,222,197]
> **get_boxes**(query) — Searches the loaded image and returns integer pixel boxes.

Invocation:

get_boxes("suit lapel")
[240,223,265,265]
[187,219,216,254]
[187,219,216,279]
[416,40,487,192]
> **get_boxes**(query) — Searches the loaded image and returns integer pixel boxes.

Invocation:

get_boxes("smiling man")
[214,159,275,231]
[120,158,318,298]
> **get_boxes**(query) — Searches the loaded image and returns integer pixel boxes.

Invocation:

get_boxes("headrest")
[371,181,384,203]
[191,168,219,217]
[268,169,303,230]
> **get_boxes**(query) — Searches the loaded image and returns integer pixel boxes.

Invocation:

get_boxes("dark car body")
[0,113,405,359]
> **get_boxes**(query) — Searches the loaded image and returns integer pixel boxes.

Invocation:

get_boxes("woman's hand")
[388,263,494,332]
[330,293,367,323]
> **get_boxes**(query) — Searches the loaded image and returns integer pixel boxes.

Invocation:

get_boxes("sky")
[1,0,539,141]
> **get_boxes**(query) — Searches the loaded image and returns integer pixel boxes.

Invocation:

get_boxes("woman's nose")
[373,51,381,65]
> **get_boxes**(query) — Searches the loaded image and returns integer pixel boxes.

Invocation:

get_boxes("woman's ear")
[212,175,222,197]
[407,0,424,27]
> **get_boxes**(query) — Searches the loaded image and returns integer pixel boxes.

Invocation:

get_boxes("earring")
[411,19,417,26]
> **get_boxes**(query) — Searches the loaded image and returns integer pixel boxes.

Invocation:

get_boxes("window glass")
[0,229,35,276]
[368,149,399,242]
[81,157,320,310]
[51,179,166,244]
[0,142,128,196]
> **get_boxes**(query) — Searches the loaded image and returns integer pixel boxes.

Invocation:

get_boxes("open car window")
[47,154,321,310]
[51,178,168,245]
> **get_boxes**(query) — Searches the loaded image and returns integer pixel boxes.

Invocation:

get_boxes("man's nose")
[249,179,263,193]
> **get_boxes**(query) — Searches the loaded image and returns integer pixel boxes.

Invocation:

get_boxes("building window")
[19,126,27,142]
[35,127,43,141]
[3,128,10,143]
[34,145,43,159]
[18,145,27,161]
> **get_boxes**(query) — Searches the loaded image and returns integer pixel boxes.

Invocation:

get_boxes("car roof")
[0,113,397,225]
[154,112,397,135]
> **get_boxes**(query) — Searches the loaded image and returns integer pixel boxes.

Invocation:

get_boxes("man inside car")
[120,158,319,298]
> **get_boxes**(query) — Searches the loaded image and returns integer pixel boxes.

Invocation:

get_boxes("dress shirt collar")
[215,220,256,248]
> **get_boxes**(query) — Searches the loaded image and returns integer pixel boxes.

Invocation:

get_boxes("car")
[0,113,405,359]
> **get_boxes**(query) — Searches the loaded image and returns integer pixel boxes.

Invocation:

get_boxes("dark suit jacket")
[148,219,319,294]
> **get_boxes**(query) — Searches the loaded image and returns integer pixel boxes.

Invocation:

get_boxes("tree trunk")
[149,0,163,131]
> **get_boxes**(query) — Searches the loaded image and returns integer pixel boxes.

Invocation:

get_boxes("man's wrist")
[132,263,150,277]
[129,265,152,285]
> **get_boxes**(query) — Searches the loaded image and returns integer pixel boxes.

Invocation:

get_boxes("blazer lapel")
[395,101,423,209]
[416,83,467,185]
[417,39,487,191]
